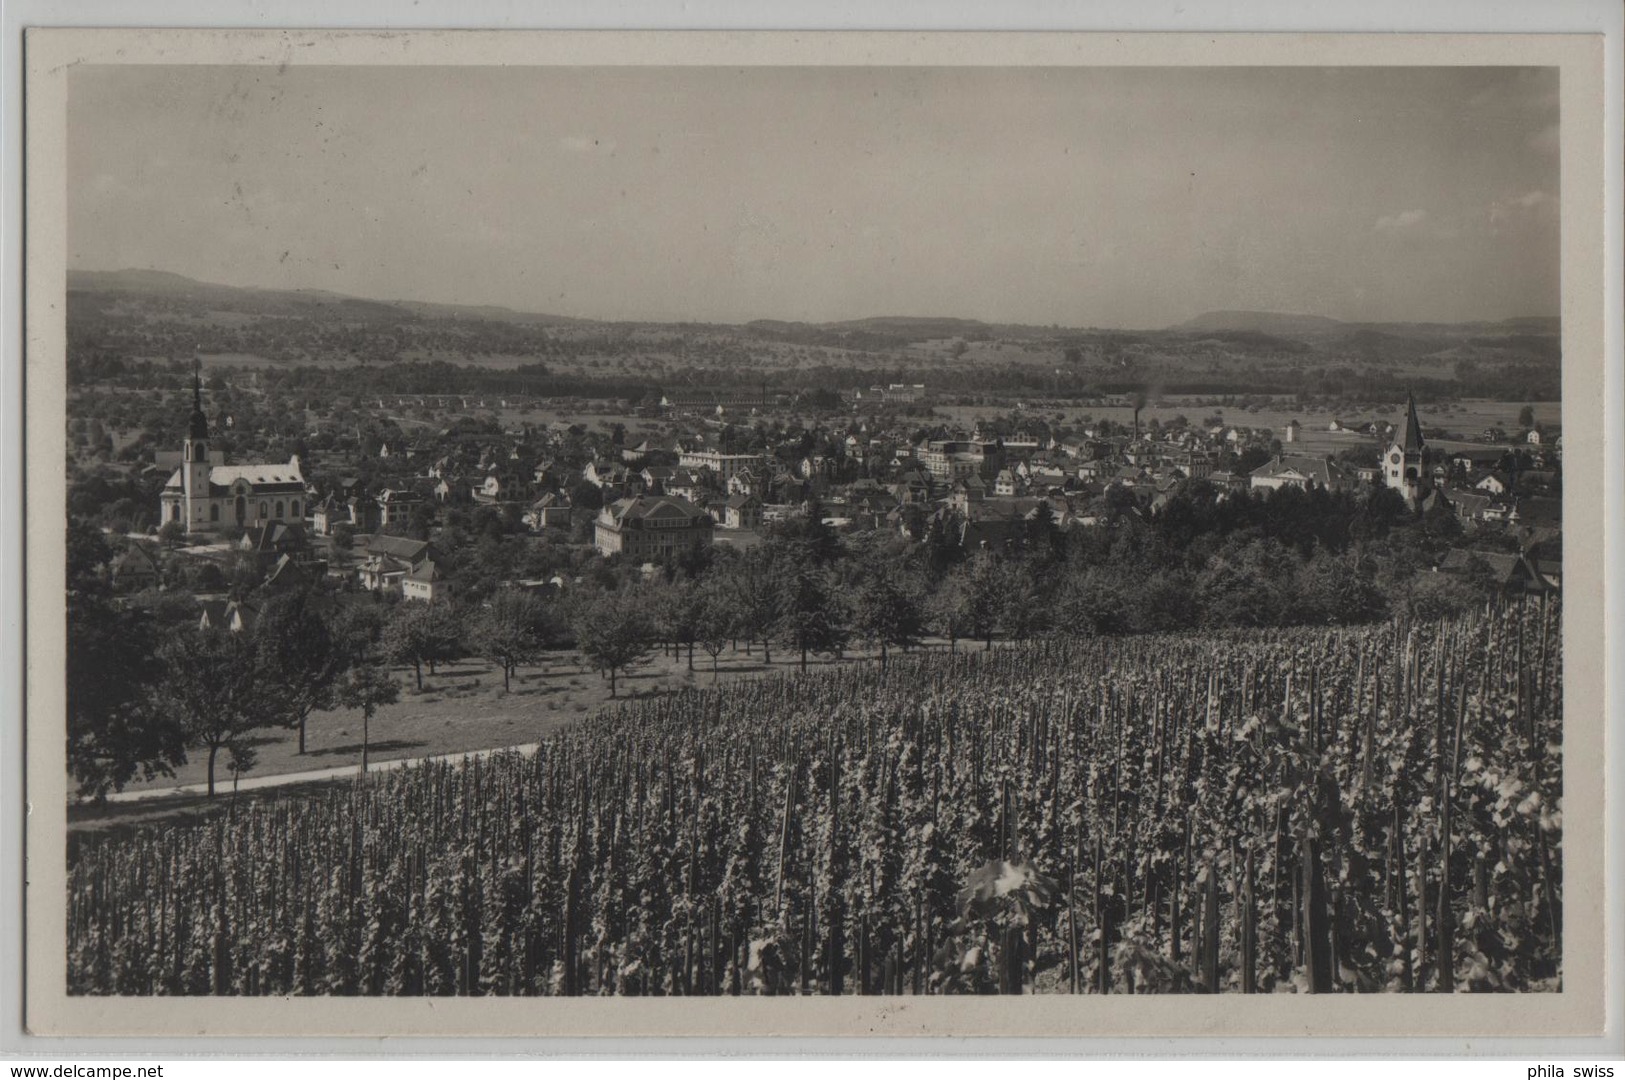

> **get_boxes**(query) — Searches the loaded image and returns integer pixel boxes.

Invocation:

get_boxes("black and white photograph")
[17,27,1613,1042]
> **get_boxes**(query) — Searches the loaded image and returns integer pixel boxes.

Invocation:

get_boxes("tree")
[995,560,1050,642]
[255,588,349,754]
[727,546,782,664]
[151,628,283,797]
[655,576,704,672]
[383,600,462,692]
[67,591,181,798]
[1517,404,1536,430]
[330,522,355,561]
[850,563,928,666]
[339,661,400,774]
[573,591,655,697]
[959,553,1007,649]
[775,553,849,672]
[329,601,386,667]
[929,573,973,651]
[475,590,550,692]
[66,518,113,596]
[695,575,739,680]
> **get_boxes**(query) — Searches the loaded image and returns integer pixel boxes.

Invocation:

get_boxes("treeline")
[68,481,1504,802]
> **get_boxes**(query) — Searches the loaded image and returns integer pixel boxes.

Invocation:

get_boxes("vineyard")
[67,600,1562,995]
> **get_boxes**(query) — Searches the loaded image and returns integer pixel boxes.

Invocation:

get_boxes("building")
[864,383,928,405]
[375,488,424,527]
[594,494,714,559]
[199,599,258,634]
[676,450,766,485]
[158,369,307,535]
[917,440,998,482]
[523,492,573,531]
[110,543,162,592]
[1249,455,1345,493]
[356,534,437,595]
[722,493,762,530]
[1384,396,1429,506]
[402,556,449,603]
[1283,419,1301,444]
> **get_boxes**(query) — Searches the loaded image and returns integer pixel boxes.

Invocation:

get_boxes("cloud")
[1489,190,1557,225]
[559,134,617,155]
[1374,209,1428,232]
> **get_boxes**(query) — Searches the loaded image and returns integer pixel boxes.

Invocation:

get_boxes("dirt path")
[97,739,543,803]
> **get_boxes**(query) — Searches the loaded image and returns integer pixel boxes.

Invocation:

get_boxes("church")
[158,370,307,535]
[1384,395,1429,507]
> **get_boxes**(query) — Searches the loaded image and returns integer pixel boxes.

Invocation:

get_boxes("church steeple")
[1399,393,1425,454]
[187,359,210,442]
[1385,392,1429,507]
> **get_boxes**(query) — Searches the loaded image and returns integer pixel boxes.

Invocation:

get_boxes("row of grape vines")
[67,598,1561,995]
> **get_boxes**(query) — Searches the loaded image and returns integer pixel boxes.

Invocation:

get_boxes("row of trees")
[68,477,1515,801]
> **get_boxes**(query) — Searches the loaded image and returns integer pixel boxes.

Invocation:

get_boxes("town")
[66,342,1562,802]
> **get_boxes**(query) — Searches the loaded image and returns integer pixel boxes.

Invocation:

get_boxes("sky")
[67,64,1561,328]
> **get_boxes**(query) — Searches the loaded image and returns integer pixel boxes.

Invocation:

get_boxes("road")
[97,740,542,803]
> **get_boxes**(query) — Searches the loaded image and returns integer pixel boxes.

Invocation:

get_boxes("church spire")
[1399,392,1425,454]
[187,357,210,442]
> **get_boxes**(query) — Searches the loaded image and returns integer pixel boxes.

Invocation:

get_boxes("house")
[640,465,678,494]
[1448,490,1495,523]
[110,543,162,592]
[260,553,312,594]
[523,492,573,531]
[237,521,310,563]
[375,488,424,526]
[402,556,449,603]
[473,473,531,505]
[311,494,344,535]
[198,598,259,634]
[949,474,988,510]
[722,493,762,530]
[594,494,714,560]
[583,461,630,490]
[1475,472,1512,497]
[356,535,436,595]
[1436,549,1554,596]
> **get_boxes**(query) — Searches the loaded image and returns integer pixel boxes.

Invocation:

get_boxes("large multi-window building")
[917,439,1000,482]
[676,450,766,485]
[594,495,714,560]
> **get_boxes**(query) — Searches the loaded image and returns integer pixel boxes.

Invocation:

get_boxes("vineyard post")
[1201,860,1220,993]
[1093,835,1108,994]
[1391,799,1413,991]
[1240,845,1257,994]
[1414,835,1430,991]
[1300,832,1331,994]
[1436,770,1455,993]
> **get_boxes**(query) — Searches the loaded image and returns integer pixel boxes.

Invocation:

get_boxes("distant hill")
[68,269,587,327]
[1496,316,1561,334]
[1174,310,1345,335]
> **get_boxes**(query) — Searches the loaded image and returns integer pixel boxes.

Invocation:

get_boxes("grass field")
[99,637,937,801]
